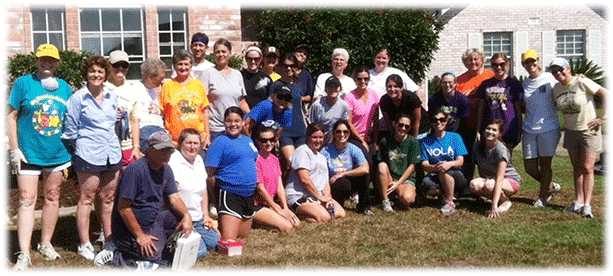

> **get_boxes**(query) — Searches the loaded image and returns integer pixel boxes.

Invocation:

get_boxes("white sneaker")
[497,200,513,213]
[566,201,584,213]
[440,201,456,215]
[13,252,31,270]
[350,193,359,205]
[94,241,116,266]
[581,204,594,218]
[77,242,96,260]
[37,243,61,260]
[545,183,561,201]
[136,261,159,271]
[533,197,547,208]
[382,199,394,212]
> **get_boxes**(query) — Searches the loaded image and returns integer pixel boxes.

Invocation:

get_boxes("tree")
[251,9,444,83]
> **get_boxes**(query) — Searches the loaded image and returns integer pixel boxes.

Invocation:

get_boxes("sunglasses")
[491,62,506,68]
[282,63,297,68]
[258,137,275,143]
[334,129,350,134]
[433,117,447,123]
[245,57,261,62]
[550,67,565,74]
[396,123,410,129]
[357,77,370,82]
[113,63,129,70]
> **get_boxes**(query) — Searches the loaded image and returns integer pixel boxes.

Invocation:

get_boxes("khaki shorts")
[563,129,602,153]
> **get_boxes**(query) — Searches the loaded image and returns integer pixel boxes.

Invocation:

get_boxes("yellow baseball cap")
[36,44,60,60]
[521,49,539,63]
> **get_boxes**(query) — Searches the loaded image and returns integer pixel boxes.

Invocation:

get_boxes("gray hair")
[140,58,167,80]
[331,48,349,61]
[172,49,194,65]
[461,48,486,64]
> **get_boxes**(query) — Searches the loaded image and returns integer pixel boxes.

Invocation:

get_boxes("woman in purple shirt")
[64,55,122,261]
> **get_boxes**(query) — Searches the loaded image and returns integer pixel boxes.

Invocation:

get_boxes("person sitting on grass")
[321,120,373,215]
[285,123,346,222]
[252,127,301,231]
[419,108,468,215]
[167,128,220,258]
[377,113,421,212]
[111,131,193,269]
[469,119,522,219]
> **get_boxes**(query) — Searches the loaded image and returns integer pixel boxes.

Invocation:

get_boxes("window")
[31,7,66,51]
[158,7,188,77]
[557,30,585,62]
[79,7,145,79]
[483,32,513,73]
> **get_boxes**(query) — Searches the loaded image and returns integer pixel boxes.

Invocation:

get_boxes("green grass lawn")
[6,148,605,269]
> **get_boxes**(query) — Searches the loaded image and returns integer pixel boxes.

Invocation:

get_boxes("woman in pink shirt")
[345,66,380,152]
[252,127,301,231]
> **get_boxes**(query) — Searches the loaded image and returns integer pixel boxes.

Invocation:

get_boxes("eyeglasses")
[396,123,410,129]
[433,117,447,123]
[491,62,506,68]
[258,137,275,143]
[113,63,129,70]
[334,129,350,134]
[357,77,370,82]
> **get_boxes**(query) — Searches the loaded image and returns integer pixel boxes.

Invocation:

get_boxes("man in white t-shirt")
[171,32,214,79]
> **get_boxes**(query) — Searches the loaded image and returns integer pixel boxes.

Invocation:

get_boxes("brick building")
[428,5,608,81]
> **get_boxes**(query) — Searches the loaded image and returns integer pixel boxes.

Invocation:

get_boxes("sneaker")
[136,261,159,271]
[581,204,594,218]
[37,243,60,260]
[533,197,547,208]
[350,193,359,205]
[361,209,374,216]
[13,252,31,270]
[94,241,116,266]
[497,200,513,213]
[545,183,561,201]
[382,199,394,212]
[566,201,584,213]
[77,242,96,260]
[440,201,456,215]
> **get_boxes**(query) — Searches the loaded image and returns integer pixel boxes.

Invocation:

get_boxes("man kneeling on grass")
[109,131,193,269]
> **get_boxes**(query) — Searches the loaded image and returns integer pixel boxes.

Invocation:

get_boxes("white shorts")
[19,161,71,176]
[522,129,561,159]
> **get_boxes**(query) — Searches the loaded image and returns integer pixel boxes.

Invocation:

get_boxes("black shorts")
[217,188,255,219]
[289,195,320,212]
[73,155,121,173]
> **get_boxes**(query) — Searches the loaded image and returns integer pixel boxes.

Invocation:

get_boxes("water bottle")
[327,203,335,221]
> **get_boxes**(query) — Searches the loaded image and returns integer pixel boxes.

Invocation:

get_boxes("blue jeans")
[192,220,220,258]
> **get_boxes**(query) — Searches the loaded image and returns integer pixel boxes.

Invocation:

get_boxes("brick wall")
[188,4,243,54]
[428,5,608,81]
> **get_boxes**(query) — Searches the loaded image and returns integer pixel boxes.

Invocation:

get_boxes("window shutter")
[587,29,601,65]
[468,33,482,50]
[541,31,556,68]
[515,31,529,77]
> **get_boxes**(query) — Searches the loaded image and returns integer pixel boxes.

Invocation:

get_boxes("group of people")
[9,31,606,270]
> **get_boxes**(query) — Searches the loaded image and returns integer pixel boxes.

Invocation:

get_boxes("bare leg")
[39,171,63,245]
[76,172,101,246]
[16,174,40,254]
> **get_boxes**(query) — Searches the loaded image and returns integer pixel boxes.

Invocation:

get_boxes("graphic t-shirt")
[159,78,209,142]
[522,72,560,133]
[378,135,421,183]
[552,76,602,131]
[420,132,467,165]
[476,76,523,145]
[242,70,273,109]
[9,74,72,166]
[320,143,367,177]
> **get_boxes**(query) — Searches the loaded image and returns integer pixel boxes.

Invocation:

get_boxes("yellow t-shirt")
[160,78,209,142]
[553,76,601,131]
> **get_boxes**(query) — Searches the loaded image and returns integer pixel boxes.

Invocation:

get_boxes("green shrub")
[204,53,244,70]
[7,50,92,94]
[251,9,443,83]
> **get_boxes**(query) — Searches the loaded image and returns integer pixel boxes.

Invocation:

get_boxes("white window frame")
[30,6,66,51]
[78,5,145,79]
[556,29,586,62]
[157,7,189,76]
[483,32,513,74]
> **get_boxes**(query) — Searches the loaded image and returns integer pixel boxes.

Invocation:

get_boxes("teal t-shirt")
[379,135,421,183]
[9,74,72,166]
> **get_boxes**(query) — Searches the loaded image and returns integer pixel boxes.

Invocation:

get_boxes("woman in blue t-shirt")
[205,106,259,240]
[321,120,372,215]
[420,108,468,215]
[8,44,73,270]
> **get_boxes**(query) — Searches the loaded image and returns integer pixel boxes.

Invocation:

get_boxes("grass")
[5,147,606,270]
